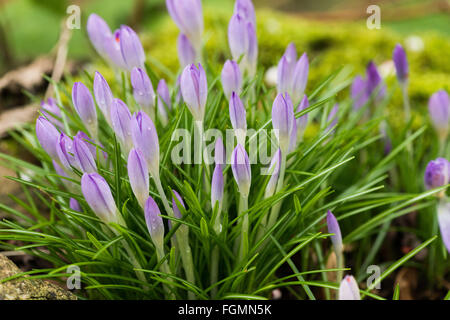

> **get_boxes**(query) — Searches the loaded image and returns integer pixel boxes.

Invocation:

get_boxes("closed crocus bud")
[272,93,295,153]
[234,0,256,27]
[211,164,224,211]
[75,131,97,160]
[180,63,207,121]
[265,148,281,198]
[428,90,449,137]
[221,60,242,100]
[128,148,149,208]
[424,158,450,191]
[131,67,156,117]
[296,94,309,134]
[103,29,127,69]
[246,22,258,77]
[339,275,361,300]
[351,75,368,110]
[393,44,408,83]
[56,133,79,171]
[144,196,165,246]
[291,53,309,104]
[228,14,249,64]
[70,198,81,212]
[327,210,343,254]
[81,173,117,223]
[73,135,97,173]
[131,111,160,178]
[157,79,171,126]
[231,144,251,198]
[110,98,133,155]
[118,25,145,71]
[366,61,386,101]
[93,71,113,123]
[41,98,62,129]
[277,55,294,96]
[72,82,98,138]
[215,137,225,169]
[177,34,197,68]
[87,14,113,61]
[36,116,60,160]
[166,0,203,52]
[230,92,247,146]
[172,190,185,220]
[437,200,450,253]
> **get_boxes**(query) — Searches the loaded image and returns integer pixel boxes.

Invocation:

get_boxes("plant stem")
[210,245,219,298]
[239,195,249,263]
[155,244,175,299]
[266,152,287,230]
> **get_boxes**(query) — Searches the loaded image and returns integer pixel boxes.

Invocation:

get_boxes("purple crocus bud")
[81,173,117,223]
[265,148,281,198]
[72,82,98,138]
[351,75,368,110]
[230,92,247,145]
[211,164,224,211]
[272,93,295,153]
[231,144,251,198]
[36,116,60,160]
[110,98,133,155]
[130,67,156,117]
[291,53,309,104]
[338,275,361,300]
[131,111,160,178]
[366,61,386,101]
[215,137,225,169]
[246,21,258,77]
[128,148,149,208]
[327,210,343,254]
[75,131,97,160]
[93,71,113,123]
[70,198,81,212]
[221,60,242,100]
[172,190,185,220]
[228,14,249,64]
[327,103,339,132]
[166,0,203,52]
[157,79,171,126]
[86,14,113,61]
[437,200,450,253]
[56,133,79,171]
[103,29,127,69]
[118,25,145,71]
[277,55,294,96]
[296,94,309,134]
[428,90,449,137]
[177,34,197,68]
[393,44,408,83]
[41,98,63,129]
[424,158,450,191]
[144,196,165,245]
[234,0,256,27]
[180,63,207,121]
[73,135,97,173]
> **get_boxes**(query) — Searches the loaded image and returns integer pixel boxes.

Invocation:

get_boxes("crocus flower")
[291,53,309,104]
[215,137,226,169]
[246,22,258,77]
[157,79,171,126]
[81,173,118,223]
[172,190,185,220]
[166,0,203,52]
[144,196,165,246]
[211,164,224,211]
[366,61,386,101]
[277,44,296,96]
[73,135,97,173]
[228,14,252,73]
[393,44,408,83]
[351,75,368,110]
[130,67,156,118]
[296,94,309,136]
[128,148,149,208]
[93,71,113,123]
[36,116,60,160]
[118,25,145,71]
[86,14,114,61]
[104,29,127,69]
[70,198,81,212]
[338,275,361,300]
[177,34,197,68]
[327,210,343,254]
[230,92,247,146]
[272,93,295,153]
[75,131,98,160]
[41,98,62,129]
[265,148,281,198]
[428,90,449,138]
[231,144,251,198]
[72,82,98,138]
[234,0,256,27]
[437,199,450,253]
[221,60,242,100]
[424,158,450,191]
[131,111,160,178]
[56,133,79,171]
[110,98,133,155]
[180,63,207,122]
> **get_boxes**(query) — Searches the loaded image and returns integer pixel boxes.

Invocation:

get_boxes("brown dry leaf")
[394,267,419,300]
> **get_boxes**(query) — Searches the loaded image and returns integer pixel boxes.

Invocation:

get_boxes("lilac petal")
[231,144,251,197]
[118,25,145,71]
[221,60,242,100]
[70,198,81,212]
[229,92,247,131]
[327,210,343,254]
[128,148,149,208]
[234,0,256,26]
[211,164,224,210]
[272,93,295,152]
[366,61,386,102]
[56,133,80,171]
[73,135,97,173]
[277,55,294,96]
[81,173,117,223]
[87,14,113,60]
[35,116,60,160]
[246,21,258,76]
[177,33,197,67]
[393,44,409,83]
[144,196,165,244]
[180,63,207,121]
[437,200,450,254]
[157,79,171,125]
[93,71,113,122]
[339,275,361,300]
[291,53,309,104]
[228,14,249,63]
[130,67,155,115]
[428,90,449,133]
[214,137,225,169]
[172,190,185,220]
[351,75,368,110]
[265,148,281,197]
[72,82,97,137]
[296,94,309,133]
[424,157,450,189]
[110,98,133,155]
